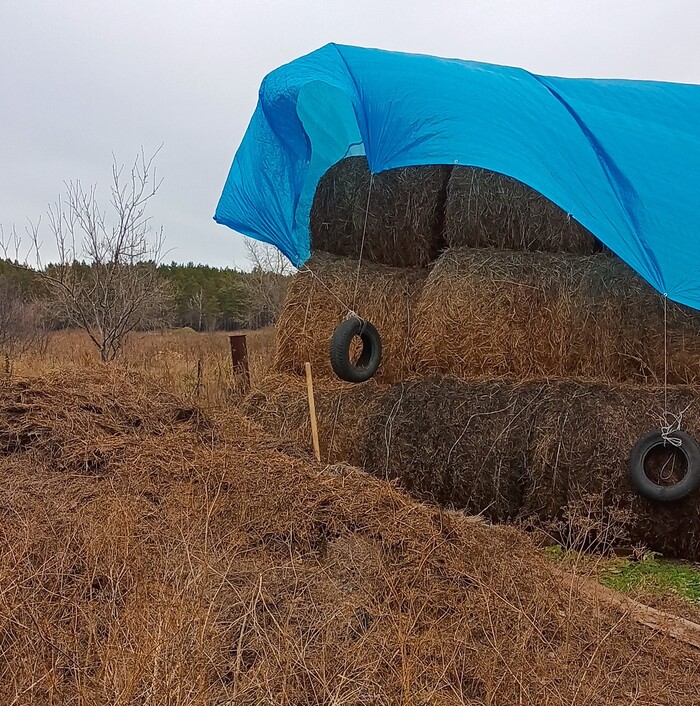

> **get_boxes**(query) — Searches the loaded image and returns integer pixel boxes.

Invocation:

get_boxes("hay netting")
[2,371,700,704]
[445,166,602,254]
[414,248,700,384]
[275,253,428,383]
[359,379,543,522]
[310,156,451,267]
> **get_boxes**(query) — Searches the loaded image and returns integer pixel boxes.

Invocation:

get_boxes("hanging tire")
[628,430,700,502]
[329,318,382,383]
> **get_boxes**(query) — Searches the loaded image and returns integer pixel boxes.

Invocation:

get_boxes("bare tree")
[243,238,294,328]
[28,149,171,361]
[188,287,206,331]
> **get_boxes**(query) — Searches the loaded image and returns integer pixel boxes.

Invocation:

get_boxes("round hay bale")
[243,374,385,466]
[275,253,428,383]
[445,166,602,254]
[525,380,700,561]
[310,157,451,267]
[414,248,700,385]
[359,378,546,521]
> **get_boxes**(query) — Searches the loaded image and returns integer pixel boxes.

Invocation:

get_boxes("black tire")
[329,318,382,383]
[628,430,700,502]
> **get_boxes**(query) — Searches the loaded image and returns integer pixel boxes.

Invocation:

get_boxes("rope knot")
[660,410,684,447]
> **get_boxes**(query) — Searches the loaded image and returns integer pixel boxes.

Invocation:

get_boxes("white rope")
[660,293,683,447]
[352,173,374,312]
[299,266,359,317]
[299,172,374,322]
[301,173,376,466]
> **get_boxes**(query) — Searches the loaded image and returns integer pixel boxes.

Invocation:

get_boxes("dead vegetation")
[1,369,699,704]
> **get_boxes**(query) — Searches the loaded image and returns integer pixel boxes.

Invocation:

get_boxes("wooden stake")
[305,362,321,462]
[229,333,250,394]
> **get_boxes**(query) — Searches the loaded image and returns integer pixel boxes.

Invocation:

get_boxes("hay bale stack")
[414,248,700,384]
[275,254,427,383]
[445,166,601,254]
[310,156,451,267]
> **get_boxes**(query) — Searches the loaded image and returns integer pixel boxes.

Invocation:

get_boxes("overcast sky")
[2,1,699,269]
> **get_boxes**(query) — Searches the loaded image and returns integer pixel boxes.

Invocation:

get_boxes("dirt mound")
[1,371,699,704]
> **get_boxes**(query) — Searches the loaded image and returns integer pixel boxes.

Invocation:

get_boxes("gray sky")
[2,0,699,269]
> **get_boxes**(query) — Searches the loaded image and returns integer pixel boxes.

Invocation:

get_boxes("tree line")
[0,258,287,332]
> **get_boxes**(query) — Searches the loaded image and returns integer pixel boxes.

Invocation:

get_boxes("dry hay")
[445,166,602,254]
[310,156,451,267]
[1,370,700,704]
[275,253,427,383]
[243,373,383,467]
[297,377,700,561]
[525,380,700,561]
[414,248,700,384]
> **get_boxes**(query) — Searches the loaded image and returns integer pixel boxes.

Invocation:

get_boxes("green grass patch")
[600,557,700,603]
[543,545,700,604]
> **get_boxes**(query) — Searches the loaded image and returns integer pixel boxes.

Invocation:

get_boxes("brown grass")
[275,254,427,383]
[311,156,451,267]
[445,167,602,254]
[414,248,700,384]
[12,327,277,408]
[1,368,700,704]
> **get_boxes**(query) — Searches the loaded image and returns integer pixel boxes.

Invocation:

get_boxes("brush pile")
[2,371,699,704]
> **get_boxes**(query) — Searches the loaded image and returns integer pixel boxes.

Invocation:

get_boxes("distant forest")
[0,259,289,332]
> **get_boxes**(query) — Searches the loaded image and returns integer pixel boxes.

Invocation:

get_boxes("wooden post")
[305,362,321,462]
[229,333,250,393]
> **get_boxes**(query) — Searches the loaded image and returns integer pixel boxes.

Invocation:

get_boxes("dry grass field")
[2,328,700,705]
[12,328,277,410]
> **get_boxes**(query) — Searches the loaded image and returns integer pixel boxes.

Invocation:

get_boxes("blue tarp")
[215,44,700,309]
